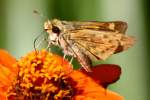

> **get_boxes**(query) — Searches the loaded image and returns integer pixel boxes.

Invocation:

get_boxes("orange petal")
[81,64,121,88]
[0,91,6,100]
[0,65,13,85]
[0,49,17,72]
[69,71,123,100]
[0,49,17,85]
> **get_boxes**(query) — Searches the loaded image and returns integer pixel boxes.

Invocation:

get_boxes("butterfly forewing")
[68,29,134,60]
[62,21,128,33]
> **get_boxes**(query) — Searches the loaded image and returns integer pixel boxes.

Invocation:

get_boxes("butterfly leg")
[63,49,74,64]
[63,54,66,59]
[68,56,74,70]
[63,51,74,70]
[63,46,75,59]
[69,56,74,64]
[46,38,54,51]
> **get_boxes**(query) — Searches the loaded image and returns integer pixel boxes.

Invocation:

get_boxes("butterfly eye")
[52,26,61,34]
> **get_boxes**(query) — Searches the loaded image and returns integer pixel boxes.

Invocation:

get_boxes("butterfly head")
[44,19,64,41]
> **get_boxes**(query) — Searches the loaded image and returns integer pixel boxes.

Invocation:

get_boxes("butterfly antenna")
[33,10,48,20]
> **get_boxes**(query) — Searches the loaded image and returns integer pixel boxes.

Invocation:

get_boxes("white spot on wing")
[109,23,115,30]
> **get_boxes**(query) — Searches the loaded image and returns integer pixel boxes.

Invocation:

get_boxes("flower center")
[7,49,74,100]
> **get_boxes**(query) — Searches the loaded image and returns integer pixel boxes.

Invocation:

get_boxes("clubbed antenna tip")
[33,10,39,14]
[33,9,48,20]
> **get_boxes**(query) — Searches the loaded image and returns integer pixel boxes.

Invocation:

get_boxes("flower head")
[0,49,123,100]
[7,49,73,99]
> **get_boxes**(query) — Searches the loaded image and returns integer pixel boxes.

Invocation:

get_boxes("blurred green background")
[0,0,149,99]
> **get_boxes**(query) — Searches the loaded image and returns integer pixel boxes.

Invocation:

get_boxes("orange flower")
[0,49,123,100]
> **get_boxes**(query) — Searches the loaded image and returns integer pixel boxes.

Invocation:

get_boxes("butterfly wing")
[68,29,134,60]
[62,21,128,33]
